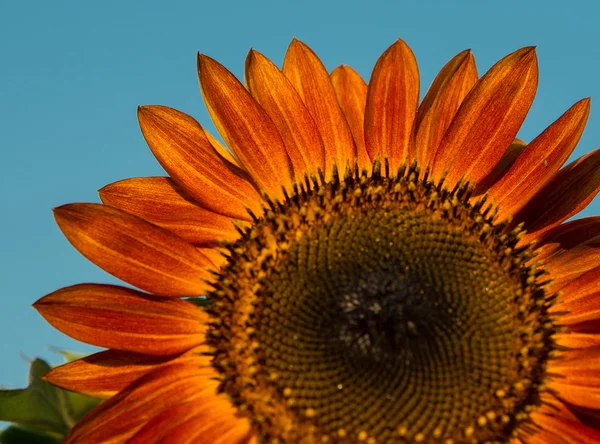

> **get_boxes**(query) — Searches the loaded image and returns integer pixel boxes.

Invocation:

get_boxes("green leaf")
[0,359,68,435]
[0,357,102,439]
[0,426,61,444]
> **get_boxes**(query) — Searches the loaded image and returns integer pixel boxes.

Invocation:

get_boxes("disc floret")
[207,161,557,443]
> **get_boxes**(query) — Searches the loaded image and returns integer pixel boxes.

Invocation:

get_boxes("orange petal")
[530,412,600,442]
[43,349,178,398]
[330,65,371,169]
[34,284,209,355]
[54,203,214,296]
[197,54,293,197]
[559,400,600,431]
[551,347,600,385]
[555,332,600,349]
[552,383,600,410]
[245,49,325,178]
[490,99,591,222]
[432,47,538,187]
[130,397,254,444]
[65,359,217,444]
[364,39,419,172]
[99,177,245,247]
[552,266,600,324]
[155,411,255,444]
[138,105,262,220]
[544,246,600,292]
[283,38,356,173]
[197,247,228,269]
[202,126,241,168]
[535,216,600,258]
[473,139,527,194]
[415,49,477,169]
[517,148,600,240]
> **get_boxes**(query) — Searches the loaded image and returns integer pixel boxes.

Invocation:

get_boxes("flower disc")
[208,163,556,443]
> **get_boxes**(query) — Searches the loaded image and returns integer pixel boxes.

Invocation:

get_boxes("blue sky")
[1,0,599,389]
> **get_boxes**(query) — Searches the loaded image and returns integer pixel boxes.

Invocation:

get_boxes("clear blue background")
[1,0,599,389]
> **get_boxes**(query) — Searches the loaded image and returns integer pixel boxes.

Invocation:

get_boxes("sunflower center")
[207,163,555,443]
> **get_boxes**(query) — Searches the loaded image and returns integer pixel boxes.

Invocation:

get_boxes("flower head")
[35,38,600,443]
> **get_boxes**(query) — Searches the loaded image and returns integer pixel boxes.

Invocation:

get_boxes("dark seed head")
[207,163,556,443]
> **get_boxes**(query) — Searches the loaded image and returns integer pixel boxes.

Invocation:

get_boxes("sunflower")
[34,38,600,443]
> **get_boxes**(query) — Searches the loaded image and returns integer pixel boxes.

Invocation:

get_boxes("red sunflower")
[35,38,600,443]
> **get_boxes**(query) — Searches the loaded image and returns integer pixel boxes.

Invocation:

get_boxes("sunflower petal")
[245,49,325,178]
[552,383,600,410]
[473,139,527,194]
[330,65,371,169]
[43,350,177,398]
[535,216,600,257]
[516,148,600,240]
[490,98,590,221]
[553,266,600,324]
[530,412,600,442]
[544,247,600,292]
[64,359,216,443]
[197,54,293,197]
[54,203,214,296]
[364,39,419,172]
[560,400,600,431]
[415,49,477,169]
[202,126,241,167]
[34,284,208,355]
[283,38,356,172]
[99,177,245,247]
[432,47,538,187]
[552,347,600,385]
[197,247,228,269]
[138,105,261,220]
[154,412,255,444]
[129,397,254,444]
[555,332,600,349]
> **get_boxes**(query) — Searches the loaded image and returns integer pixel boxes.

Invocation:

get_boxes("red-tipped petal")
[544,247,600,292]
[43,350,178,398]
[432,47,538,187]
[415,49,477,169]
[516,148,600,240]
[245,49,325,178]
[365,39,419,172]
[154,412,255,444]
[138,105,261,220]
[99,177,245,247]
[535,216,600,258]
[552,267,600,324]
[473,139,527,194]
[197,54,293,197]
[330,65,370,169]
[283,38,356,173]
[129,397,254,444]
[54,203,214,296]
[64,359,216,443]
[34,284,209,355]
[530,412,600,442]
[490,99,590,221]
